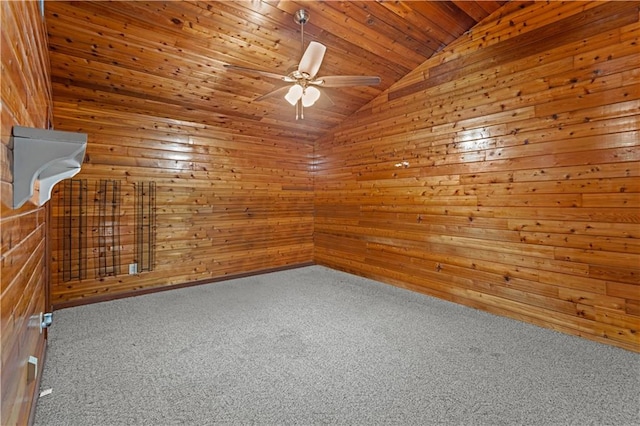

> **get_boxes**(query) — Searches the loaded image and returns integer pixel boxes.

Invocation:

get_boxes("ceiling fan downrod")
[294,9,309,59]
[294,9,310,120]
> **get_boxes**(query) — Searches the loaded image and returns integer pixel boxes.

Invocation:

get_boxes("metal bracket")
[40,312,53,333]
[11,126,87,209]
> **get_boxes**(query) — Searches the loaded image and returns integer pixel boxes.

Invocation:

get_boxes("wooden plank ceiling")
[46,1,506,145]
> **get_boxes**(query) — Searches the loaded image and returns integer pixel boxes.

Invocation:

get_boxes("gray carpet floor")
[34,265,639,425]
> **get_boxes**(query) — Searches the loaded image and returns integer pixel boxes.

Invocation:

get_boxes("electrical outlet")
[129,263,138,275]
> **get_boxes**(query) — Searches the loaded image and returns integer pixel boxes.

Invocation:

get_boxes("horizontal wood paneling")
[48,107,314,306]
[0,1,52,424]
[44,0,506,307]
[43,0,638,355]
[314,1,640,352]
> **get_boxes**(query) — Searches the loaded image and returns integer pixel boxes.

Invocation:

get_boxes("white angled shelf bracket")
[11,126,87,209]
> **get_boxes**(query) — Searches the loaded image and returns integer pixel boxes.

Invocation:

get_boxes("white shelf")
[11,126,87,209]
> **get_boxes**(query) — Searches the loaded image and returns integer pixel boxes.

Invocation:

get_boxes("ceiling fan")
[224,9,381,119]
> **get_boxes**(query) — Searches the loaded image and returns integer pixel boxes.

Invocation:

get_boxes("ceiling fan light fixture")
[225,9,380,120]
[284,84,303,105]
[302,86,321,107]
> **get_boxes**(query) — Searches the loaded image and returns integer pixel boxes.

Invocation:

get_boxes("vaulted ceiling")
[46,1,507,144]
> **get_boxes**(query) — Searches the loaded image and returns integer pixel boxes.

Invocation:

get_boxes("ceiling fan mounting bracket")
[291,70,310,81]
[294,9,309,25]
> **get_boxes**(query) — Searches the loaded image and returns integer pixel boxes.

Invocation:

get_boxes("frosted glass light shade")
[302,86,321,107]
[285,84,303,105]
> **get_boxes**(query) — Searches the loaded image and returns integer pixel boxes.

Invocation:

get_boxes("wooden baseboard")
[52,262,315,311]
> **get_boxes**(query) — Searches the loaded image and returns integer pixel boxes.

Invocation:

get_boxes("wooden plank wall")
[314,1,640,352]
[48,97,314,305]
[1,1,52,424]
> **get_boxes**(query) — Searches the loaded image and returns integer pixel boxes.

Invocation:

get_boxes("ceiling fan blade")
[254,85,292,102]
[224,64,290,81]
[315,88,334,107]
[298,41,326,78]
[310,75,381,87]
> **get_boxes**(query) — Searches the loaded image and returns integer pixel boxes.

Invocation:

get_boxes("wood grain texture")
[44,1,505,146]
[314,1,640,352]
[47,109,315,305]
[42,0,638,354]
[2,1,636,421]
[45,1,505,306]
[0,1,52,424]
